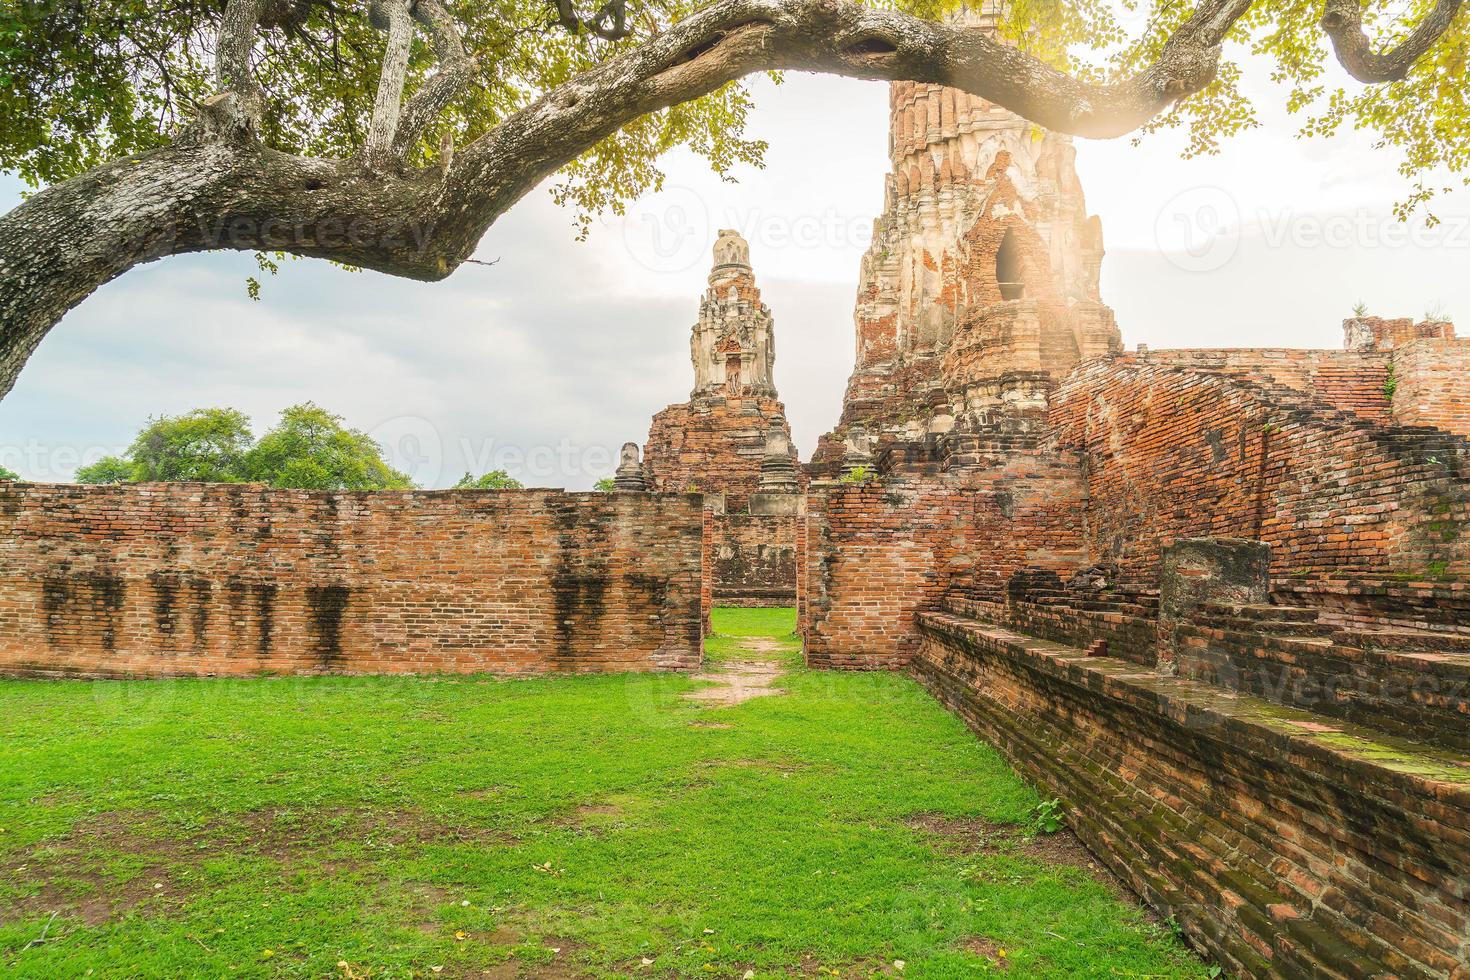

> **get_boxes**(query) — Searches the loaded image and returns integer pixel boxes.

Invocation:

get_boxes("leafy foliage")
[594,477,617,492]
[838,464,876,485]
[1039,1,1470,216]
[1,0,765,232]
[126,408,255,483]
[0,464,18,481]
[244,402,413,490]
[1029,797,1068,834]
[453,469,524,489]
[75,455,135,485]
[83,403,411,490]
[7,1,1469,221]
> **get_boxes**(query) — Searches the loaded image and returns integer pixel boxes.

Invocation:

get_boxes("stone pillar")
[1158,538,1271,669]
[758,418,800,494]
[613,442,648,491]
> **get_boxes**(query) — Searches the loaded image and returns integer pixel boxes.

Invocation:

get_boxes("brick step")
[1337,627,1470,654]
[1193,615,1339,639]
[1029,595,1156,617]
[912,610,1470,979]
[1197,602,1323,624]
[1173,626,1470,753]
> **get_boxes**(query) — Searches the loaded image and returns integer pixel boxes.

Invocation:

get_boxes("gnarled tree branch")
[391,0,478,163]
[364,0,416,169]
[210,0,271,136]
[1321,0,1464,83]
[1,0,1463,405]
[554,0,634,40]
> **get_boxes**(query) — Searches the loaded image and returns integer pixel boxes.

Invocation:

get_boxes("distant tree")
[594,478,617,492]
[0,464,19,481]
[128,408,254,483]
[245,403,413,491]
[75,456,135,485]
[453,470,524,490]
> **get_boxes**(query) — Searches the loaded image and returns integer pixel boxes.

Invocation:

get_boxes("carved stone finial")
[711,229,751,274]
[613,442,647,491]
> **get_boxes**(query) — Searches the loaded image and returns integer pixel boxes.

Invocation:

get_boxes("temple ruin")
[1,18,1467,978]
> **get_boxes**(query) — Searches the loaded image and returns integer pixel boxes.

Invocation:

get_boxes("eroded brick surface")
[0,484,705,678]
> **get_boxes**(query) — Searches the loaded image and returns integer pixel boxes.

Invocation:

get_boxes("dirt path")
[684,637,789,707]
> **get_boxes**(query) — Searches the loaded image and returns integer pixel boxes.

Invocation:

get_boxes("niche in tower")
[996,228,1025,301]
[725,352,743,393]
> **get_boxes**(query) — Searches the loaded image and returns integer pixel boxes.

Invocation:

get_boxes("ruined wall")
[1392,337,1470,436]
[711,513,798,606]
[803,465,1087,669]
[1129,348,1393,424]
[1048,355,1470,582]
[912,611,1470,979]
[0,483,706,678]
[644,396,800,510]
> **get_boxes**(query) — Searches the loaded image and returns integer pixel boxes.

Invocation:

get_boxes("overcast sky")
[4,56,1469,488]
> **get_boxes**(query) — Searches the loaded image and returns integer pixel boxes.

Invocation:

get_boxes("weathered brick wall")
[1273,577,1470,636]
[1049,356,1470,581]
[1392,337,1470,436]
[1130,348,1393,424]
[643,396,803,511]
[711,513,798,606]
[913,612,1470,979]
[802,464,1087,669]
[0,483,706,678]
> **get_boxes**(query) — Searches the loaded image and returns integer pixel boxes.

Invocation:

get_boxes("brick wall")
[913,612,1470,979]
[1049,355,1470,581]
[1130,348,1393,424]
[643,396,803,511]
[1392,337,1470,436]
[0,483,706,678]
[710,513,798,606]
[802,465,1087,669]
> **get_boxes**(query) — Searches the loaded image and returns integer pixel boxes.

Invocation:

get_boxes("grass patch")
[703,607,803,669]
[0,608,1208,978]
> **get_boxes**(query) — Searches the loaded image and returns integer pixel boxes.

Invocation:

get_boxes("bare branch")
[391,0,480,162]
[213,0,270,131]
[364,0,416,169]
[553,0,633,40]
[1321,0,1465,83]
[452,0,1261,243]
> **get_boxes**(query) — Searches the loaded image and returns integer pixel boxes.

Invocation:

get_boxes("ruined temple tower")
[643,230,802,509]
[811,4,1123,474]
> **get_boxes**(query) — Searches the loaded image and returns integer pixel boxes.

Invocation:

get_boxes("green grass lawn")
[0,607,1208,979]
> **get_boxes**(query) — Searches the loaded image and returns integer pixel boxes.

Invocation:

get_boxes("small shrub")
[1351,300,1367,317]
[453,470,523,490]
[838,465,875,485]
[1029,798,1067,834]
